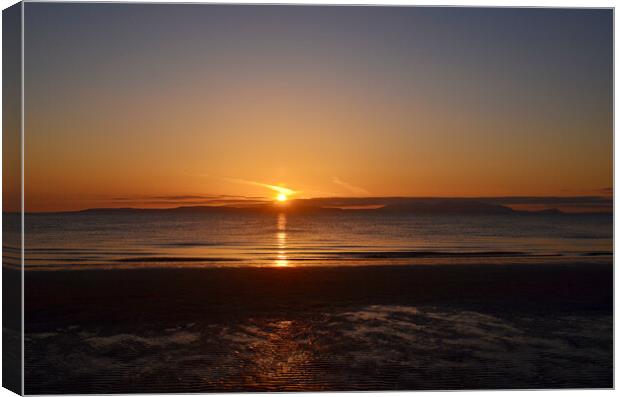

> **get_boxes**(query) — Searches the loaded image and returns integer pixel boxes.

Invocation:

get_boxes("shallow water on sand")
[25,304,612,393]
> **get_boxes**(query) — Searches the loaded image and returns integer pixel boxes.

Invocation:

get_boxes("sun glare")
[277,193,287,202]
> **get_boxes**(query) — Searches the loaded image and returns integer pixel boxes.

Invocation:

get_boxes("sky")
[21,4,612,212]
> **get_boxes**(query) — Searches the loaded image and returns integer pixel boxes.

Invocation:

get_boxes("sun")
[277,193,287,202]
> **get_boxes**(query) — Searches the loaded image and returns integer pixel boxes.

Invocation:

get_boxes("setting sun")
[277,193,287,202]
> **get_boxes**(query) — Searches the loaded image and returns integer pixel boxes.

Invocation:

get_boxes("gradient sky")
[23,4,612,211]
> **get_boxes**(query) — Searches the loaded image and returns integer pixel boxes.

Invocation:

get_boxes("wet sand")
[24,261,613,392]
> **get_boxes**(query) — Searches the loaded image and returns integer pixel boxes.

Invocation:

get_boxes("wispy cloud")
[199,175,298,197]
[332,177,369,196]
[111,195,222,201]
[559,187,613,195]
[596,187,613,194]
[228,178,297,196]
[107,194,269,207]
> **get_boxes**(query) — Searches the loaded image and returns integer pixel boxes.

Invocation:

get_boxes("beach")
[24,261,613,393]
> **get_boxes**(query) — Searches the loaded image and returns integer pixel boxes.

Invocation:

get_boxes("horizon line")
[10,194,614,215]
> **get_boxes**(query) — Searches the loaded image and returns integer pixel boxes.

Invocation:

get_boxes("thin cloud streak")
[332,177,369,196]
[110,194,265,202]
[199,175,298,197]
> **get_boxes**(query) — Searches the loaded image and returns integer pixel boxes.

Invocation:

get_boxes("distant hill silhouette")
[53,197,587,216]
[377,199,514,214]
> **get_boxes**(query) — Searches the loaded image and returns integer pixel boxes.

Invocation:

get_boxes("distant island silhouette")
[38,197,611,215]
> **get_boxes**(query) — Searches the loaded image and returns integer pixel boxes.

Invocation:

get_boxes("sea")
[12,210,613,270]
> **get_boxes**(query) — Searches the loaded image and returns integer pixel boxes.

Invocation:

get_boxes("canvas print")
[2,2,613,394]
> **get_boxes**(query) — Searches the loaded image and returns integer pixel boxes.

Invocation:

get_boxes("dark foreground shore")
[24,262,613,393]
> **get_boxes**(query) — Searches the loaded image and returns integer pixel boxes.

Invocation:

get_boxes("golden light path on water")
[276,213,288,267]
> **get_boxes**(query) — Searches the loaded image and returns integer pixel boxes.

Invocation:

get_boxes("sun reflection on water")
[275,213,288,267]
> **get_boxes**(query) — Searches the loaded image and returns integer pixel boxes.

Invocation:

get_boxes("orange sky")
[16,5,612,212]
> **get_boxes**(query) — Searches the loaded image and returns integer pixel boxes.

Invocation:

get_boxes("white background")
[0,0,615,396]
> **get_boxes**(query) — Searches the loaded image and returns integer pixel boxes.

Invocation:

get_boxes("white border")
[0,1,616,397]
[20,1,24,395]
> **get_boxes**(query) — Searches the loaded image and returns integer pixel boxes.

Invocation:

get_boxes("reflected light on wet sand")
[275,213,288,267]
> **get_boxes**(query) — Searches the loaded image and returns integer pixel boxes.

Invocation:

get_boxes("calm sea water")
[13,211,611,270]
